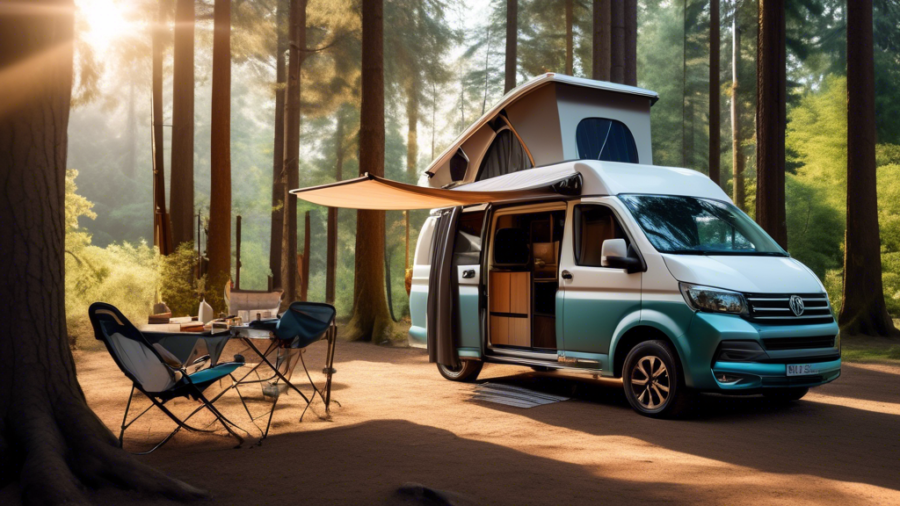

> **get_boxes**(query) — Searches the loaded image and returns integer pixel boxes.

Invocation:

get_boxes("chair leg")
[193,388,247,448]
[118,385,136,448]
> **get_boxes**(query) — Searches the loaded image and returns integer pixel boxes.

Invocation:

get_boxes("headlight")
[679,282,747,315]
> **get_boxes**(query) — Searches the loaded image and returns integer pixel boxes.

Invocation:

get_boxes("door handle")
[462,269,476,279]
[561,270,573,280]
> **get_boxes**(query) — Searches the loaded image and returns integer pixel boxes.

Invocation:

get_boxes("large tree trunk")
[505,0,518,93]
[708,0,720,186]
[565,0,574,75]
[207,0,232,295]
[270,0,288,290]
[755,0,787,249]
[0,2,204,502]
[125,79,136,178]
[170,0,195,248]
[623,0,636,86]
[406,80,419,180]
[152,0,173,256]
[731,11,745,210]
[348,0,393,342]
[610,0,625,83]
[840,0,898,337]
[281,0,308,305]
[592,0,610,81]
[326,109,344,306]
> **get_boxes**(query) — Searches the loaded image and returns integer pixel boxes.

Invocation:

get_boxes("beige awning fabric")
[289,173,565,210]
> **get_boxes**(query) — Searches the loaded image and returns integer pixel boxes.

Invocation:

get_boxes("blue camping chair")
[242,301,338,439]
[89,302,250,453]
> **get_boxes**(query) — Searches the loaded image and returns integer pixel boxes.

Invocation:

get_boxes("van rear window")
[576,118,639,163]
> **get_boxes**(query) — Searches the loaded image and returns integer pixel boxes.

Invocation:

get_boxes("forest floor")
[4,338,900,505]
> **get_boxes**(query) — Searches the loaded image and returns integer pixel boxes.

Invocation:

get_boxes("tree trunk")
[326,108,344,306]
[348,0,393,342]
[624,0,636,86]
[406,80,419,180]
[170,0,195,248]
[125,79,136,178]
[505,0,518,93]
[0,2,205,502]
[610,0,625,83]
[592,0,610,81]
[565,0,574,75]
[270,0,288,290]
[301,211,310,301]
[208,0,232,295]
[281,0,308,305]
[840,0,898,337]
[708,0,720,186]
[755,0,787,249]
[681,0,688,167]
[152,0,173,256]
[731,12,745,210]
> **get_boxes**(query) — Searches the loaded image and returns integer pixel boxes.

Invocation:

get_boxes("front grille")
[744,292,834,326]
[762,335,835,350]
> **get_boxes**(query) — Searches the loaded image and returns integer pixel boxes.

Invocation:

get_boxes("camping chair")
[238,301,338,439]
[89,302,250,454]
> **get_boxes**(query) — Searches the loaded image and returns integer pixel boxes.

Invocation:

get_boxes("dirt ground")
[4,339,900,505]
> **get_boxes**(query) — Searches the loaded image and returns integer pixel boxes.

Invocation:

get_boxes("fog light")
[714,340,769,362]
[716,373,743,384]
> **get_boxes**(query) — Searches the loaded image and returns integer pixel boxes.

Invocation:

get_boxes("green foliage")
[784,174,843,277]
[158,242,201,318]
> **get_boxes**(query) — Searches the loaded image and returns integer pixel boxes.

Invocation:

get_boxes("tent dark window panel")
[475,129,534,181]
[576,118,639,163]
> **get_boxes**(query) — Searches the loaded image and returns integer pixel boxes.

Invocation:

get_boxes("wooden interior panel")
[509,272,530,315]
[532,315,556,349]
[510,317,531,347]
[490,271,510,313]
[490,315,508,345]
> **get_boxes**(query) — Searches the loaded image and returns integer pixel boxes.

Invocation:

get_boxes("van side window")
[573,205,629,267]
[576,118,639,163]
[454,210,485,266]
[476,129,534,181]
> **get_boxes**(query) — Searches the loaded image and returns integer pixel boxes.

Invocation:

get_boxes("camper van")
[292,73,841,418]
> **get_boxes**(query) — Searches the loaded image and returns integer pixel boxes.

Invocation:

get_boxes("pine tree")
[170,0,195,248]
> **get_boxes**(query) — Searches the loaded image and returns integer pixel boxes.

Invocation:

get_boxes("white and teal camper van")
[293,73,841,418]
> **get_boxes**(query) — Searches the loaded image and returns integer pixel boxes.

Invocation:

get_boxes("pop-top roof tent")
[291,73,665,210]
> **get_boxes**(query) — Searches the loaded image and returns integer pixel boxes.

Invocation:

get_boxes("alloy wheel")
[629,355,670,410]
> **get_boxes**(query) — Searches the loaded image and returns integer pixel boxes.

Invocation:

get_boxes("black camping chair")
[89,302,250,454]
[239,301,338,439]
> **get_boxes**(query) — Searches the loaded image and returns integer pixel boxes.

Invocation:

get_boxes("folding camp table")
[229,320,338,440]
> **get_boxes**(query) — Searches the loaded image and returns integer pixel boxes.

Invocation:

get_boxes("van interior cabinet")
[489,271,531,347]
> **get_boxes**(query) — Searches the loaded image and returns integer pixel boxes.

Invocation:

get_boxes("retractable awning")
[290,167,580,210]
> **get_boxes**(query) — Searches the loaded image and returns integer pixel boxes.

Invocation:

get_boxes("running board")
[485,353,609,376]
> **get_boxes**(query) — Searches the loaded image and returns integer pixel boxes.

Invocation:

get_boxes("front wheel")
[437,360,483,382]
[622,340,695,419]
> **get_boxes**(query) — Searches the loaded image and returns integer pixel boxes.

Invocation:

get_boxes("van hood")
[661,254,824,294]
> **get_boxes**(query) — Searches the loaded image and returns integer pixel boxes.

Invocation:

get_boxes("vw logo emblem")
[789,295,805,317]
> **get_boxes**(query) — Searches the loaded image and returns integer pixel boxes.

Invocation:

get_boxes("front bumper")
[711,358,842,391]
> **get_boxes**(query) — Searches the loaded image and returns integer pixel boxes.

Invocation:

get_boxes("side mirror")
[601,239,642,273]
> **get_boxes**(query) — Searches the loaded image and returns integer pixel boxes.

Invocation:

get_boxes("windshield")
[618,194,787,256]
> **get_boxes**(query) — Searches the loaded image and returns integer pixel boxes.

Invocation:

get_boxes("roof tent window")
[449,148,468,181]
[475,129,534,181]
[576,118,639,163]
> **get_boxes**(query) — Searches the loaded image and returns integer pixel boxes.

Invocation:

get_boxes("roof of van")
[456,160,730,201]
[423,73,660,181]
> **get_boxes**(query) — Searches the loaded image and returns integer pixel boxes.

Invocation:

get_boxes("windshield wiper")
[664,249,787,257]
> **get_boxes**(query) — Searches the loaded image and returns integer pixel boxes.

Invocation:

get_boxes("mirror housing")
[601,239,642,273]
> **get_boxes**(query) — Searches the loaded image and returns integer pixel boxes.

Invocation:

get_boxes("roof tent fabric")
[427,207,461,368]
[290,171,579,211]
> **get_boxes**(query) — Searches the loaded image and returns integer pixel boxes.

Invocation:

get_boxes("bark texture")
[326,109,345,305]
[755,0,787,249]
[708,0,720,186]
[406,81,419,179]
[565,0,574,75]
[270,0,288,290]
[731,15,745,210]
[505,0,518,93]
[592,0,610,81]
[348,0,393,342]
[170,0,195,248]
[152,0,173,255]
[623,0,637,86]
[0,2,205,502]
[610,0,625,84]
[840,0,898,337]
[208,0,232,291]
[281,0,308,305]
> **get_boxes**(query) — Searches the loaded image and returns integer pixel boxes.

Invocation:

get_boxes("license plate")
[786,363,821,376]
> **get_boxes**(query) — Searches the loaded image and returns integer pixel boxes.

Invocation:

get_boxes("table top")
[230,325,276,340]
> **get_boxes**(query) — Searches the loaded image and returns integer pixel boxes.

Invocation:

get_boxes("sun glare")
[77,0,131,54]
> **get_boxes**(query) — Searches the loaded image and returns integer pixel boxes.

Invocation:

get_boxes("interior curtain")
[427,206,462,368]
[476,129,533,181]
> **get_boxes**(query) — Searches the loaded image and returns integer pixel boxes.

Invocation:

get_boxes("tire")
[437,360,484,382]
[762,387,809,402]
[622,340,695,419]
